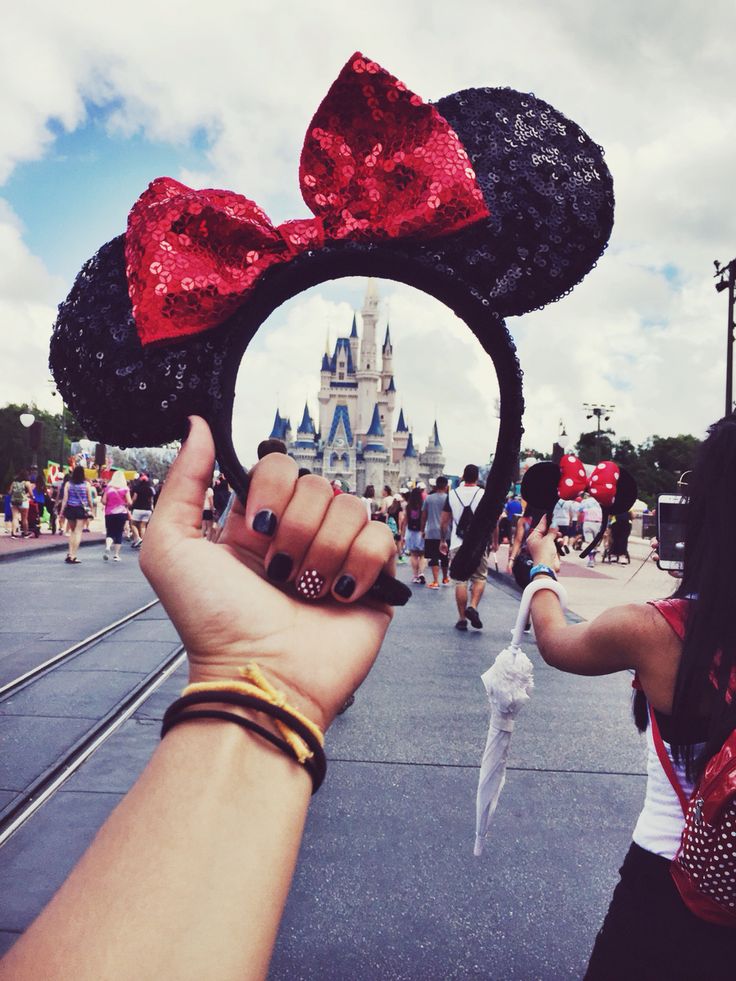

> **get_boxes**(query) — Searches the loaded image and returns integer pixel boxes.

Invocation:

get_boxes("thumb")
[536,514,548,533]
[147,416,215,544]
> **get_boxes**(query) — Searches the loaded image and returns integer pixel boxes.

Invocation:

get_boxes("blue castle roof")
[403,432,417,458]
[321,352,330,371]
[432,420,441,447]
[350,314,359,338]
[383,323,392,351]
[396,408,408,432]
[386,375,396,393]
[269,410,286,440]
[329,337,355,375]
[366,403,384,438]
[327,404,353,446]
[297,402,315,435]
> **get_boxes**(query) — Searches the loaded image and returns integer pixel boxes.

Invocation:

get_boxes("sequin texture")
[295,569,325,600]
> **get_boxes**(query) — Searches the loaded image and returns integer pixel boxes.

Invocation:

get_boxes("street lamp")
[552,420,571,463]
[583,403,615,462]
[714,258,736,415]
[19,412,35,429]
[49,386,66,466]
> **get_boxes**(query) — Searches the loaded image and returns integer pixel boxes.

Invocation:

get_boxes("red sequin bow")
[125,53,489,346]
[557,454,621,509]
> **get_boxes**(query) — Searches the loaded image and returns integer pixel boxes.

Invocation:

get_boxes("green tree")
[575,429,615,464]
[0,403,83,490]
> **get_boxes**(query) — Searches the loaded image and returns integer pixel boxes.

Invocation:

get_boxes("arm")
[508,517,526,566]
[420,500,427,535]
[1,417,395,981]
[525,518,679,690]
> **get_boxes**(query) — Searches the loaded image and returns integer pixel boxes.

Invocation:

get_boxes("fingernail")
[253,509,277,536]
[267,552,293,582]
[334,574,356,599]
[295,569,325,599]
[180,417,193,444]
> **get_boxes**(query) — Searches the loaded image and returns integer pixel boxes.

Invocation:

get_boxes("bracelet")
[162,693,327,793]
[529,563,557,581]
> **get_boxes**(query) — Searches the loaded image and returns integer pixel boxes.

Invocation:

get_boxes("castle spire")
[396,408,408,432]
[432,420,441,446]
[383,323,392,352]
[350,313,359,338]
[366,403,384,438]
[403,432,417,458]
[269,409,283,439]
[298,402,315,435]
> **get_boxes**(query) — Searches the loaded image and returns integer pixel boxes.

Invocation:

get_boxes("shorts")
[583,521,601,543]
[105,512,127,544]
[404,529,424,554]
[585,843,736,980]
[202,509,214,522]
[20,500,30,510]
[64,504,86,521]
[424,538,442,565]
[554,524,572,537]
[449,546,488,583]
[131,509,153,523]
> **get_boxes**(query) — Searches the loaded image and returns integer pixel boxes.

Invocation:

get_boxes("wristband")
[529,563,557,581]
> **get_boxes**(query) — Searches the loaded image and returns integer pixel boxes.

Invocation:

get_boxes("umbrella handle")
[511,578,568,647]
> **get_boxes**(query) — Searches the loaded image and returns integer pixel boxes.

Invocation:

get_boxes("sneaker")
[442,577,451,585]
[132,540,143,549]
[103,550,110,561]
[417,575,426,585]
[586,559,595,568]
[411,576,421,584]
[455,619,468,631]
[113,555,121,562]
[426,581,440,589]
[466,606,483,630]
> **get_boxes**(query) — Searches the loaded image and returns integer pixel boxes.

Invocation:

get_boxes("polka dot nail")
[296,569,325,599]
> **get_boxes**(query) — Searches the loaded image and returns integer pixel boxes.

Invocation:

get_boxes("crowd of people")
[2,467,233,564]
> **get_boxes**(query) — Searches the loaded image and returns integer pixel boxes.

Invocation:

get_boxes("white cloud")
[2,0,736,471]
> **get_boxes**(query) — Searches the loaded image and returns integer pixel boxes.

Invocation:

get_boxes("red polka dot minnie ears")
[521,454,638,558]
[49,52,614,581]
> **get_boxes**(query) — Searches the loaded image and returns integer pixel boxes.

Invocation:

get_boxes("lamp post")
[552,419,571,463]
[714,259,736,415]
[19,411,36,468]
[583,403,615,462]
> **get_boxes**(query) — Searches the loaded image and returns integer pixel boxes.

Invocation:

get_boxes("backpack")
[453,488,479,540]
[387,498,402,519]
[646,599,736,926]
[11,481,25,505]
[407,508,422,532]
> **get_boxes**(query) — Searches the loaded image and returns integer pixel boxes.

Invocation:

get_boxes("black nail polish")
[334,574,356,599]
[267,552,293,582]
[253,509,277,536]
[368,571,412,607]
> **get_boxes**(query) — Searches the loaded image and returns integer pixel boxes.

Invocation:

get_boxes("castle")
[269,281,445,494]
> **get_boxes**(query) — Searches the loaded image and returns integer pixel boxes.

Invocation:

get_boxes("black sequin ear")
[50,236,221,449]
[520,462,561,514]
[612,469,638,515]
[430,87,614,317]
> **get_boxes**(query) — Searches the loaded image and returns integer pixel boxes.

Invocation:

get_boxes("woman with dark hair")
[401,486,426,584]
[526,414,736,978]
[61,464,93,563]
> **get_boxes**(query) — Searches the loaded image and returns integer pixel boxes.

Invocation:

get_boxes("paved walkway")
[0,514,107,562]
[0,539,665,978]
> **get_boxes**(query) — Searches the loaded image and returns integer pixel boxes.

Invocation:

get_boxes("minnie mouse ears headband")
[50,52,614,581]
[521,454,637,558]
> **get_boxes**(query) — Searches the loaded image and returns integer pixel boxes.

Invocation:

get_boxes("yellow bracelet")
[182,662,324,764]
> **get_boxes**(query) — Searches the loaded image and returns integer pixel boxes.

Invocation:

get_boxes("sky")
[2,0,735,475]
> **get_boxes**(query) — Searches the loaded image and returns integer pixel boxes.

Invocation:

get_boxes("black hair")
[435,476,448,490]
[462,464,479,483]
[408,487,424,511]
[364,484,375,498]
[257,438,287,460]
[71,465,85,484]
[634,414,736,780]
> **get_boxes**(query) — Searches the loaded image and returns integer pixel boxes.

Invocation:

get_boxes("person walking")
[401,487,426,584]
[9,470,34,538]
[421,476,449,588]
[526,413,736,978]
[579,491,603,566]
[441,465,486,630]
[130,473,155,548]
[102,470,133,561]
[61,465,93,563]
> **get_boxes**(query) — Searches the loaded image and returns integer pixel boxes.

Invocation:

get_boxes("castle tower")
[400,431,420,485]
[362,402,389,494]
[349,314,360,374]
[292,402,318,471]
[318,351,332,438]
[419,420,445,484]
[392,407,410,463]
[356,280,381,435]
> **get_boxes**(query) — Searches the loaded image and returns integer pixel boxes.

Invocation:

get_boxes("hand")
[525,515,561,572]
[141,417,396,730]
[649,537,683,579]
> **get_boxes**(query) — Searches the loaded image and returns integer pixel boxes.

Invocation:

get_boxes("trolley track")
[0,599,186,846]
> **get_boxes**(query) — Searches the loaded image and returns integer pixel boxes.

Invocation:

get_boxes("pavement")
[0,536,675,979]
[0,513,107,562]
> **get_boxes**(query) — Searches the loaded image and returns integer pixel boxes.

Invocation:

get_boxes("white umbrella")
[474,577,568,856]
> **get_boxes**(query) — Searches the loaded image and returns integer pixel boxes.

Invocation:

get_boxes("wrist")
[529,563,557,581]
